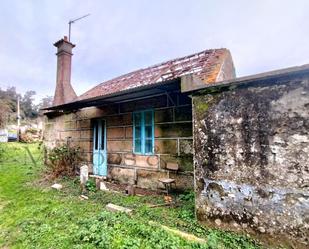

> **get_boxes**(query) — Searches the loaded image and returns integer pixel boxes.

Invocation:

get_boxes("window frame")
[133,109,154,155]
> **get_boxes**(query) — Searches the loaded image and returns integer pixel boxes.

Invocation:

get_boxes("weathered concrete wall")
[193,74,309,247]
[44,91,194,190]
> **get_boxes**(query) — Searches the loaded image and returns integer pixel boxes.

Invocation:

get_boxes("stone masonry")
[44,91,194,190]
[193,71,309,247]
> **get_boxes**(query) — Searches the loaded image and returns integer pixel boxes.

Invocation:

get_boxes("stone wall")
[193,74,309,247]
[44,91,194,190]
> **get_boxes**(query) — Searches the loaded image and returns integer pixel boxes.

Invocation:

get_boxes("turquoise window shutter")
[133,110,154,154]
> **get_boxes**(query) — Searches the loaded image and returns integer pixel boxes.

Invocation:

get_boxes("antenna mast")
[68,13,90,42]
[17,96,20,142]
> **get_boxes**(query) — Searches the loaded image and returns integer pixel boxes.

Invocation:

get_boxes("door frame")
[92,119,107,176]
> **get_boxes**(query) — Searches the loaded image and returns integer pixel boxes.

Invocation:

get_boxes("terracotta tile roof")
[78,48,230,101]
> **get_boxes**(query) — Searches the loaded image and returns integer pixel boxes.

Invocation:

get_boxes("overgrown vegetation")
[75,211,204,249]
[0,143,264,248]
[85,179,97,192]
[46,144,84,179]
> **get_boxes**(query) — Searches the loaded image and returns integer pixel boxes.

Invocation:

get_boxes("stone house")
[44,36,309,246]
[43,36,236,190]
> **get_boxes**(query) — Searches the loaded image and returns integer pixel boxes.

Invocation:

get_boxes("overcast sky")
[0,0,308,102]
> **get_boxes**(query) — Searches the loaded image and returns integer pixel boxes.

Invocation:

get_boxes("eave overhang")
[43,79,181,112]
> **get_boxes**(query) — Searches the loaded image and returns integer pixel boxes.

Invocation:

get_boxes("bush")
[85,179,97,192]
[46,144,84,179]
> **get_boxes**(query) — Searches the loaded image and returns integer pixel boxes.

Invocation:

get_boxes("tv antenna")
[68,13,90,42]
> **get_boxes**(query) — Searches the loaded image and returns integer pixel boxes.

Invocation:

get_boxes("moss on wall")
[193,75,309,247]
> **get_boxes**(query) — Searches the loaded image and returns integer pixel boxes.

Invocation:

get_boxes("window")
[133,110,154,154]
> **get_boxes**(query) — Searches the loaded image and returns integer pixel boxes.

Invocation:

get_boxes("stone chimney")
[53,36,77,106]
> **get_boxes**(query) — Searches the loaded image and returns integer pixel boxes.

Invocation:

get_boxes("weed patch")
[0,143,263,248]
[46,144,83,179]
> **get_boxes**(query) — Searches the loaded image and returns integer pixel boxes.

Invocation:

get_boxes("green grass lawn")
[0,143,262,249]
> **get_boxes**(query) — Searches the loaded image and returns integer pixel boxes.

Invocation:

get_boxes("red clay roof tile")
[77,48,230,101]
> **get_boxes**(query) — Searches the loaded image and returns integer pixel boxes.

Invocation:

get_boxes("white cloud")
[0,0,308,100]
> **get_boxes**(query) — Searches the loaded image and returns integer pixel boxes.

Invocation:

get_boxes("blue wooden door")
[92,120,107,176]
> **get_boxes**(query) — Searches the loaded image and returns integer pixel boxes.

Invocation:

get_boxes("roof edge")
[183,63,309,94]
[42,78,180,111]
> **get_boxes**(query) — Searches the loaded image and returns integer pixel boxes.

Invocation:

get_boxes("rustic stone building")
[44,36,235,190]
[44,36,309,246]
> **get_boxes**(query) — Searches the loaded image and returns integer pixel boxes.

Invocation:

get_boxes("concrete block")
[166,162,179,170]
[155,139,177,154]
[160,154,193,172]
[79,105,118,118]
[79,119,91,129]
[79,141,91,152]
[180,74,207,93]
[80,195,89,200]
[64,121,75,130]
[123,154,159,168]
[80,165,89,184]
[64,113,73,122]
[136,169,166,189]
[106,203,132,214]
[107,153,123,165]
[107,127,125,139]
[107,140,132,152]
[80,130,92,139]
[51,183,62,190]
[155,123,192,138]
[109,167,135,185]
[125,127,133,139]
[100,182,108,191]
[107,114,132,127]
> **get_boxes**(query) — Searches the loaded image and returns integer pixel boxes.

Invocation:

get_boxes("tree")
[0,100,10,128]
[0,86,45,124]
[21,90,38,119]
[0,87,20,113]
[0,87,19,126]
[38,96,53,109]
[37,96,53,116]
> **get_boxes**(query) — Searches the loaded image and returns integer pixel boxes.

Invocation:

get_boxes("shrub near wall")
[46,144,84,179]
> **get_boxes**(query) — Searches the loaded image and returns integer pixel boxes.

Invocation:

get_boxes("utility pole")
[68,13,90,42]
[17,96,20,142]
